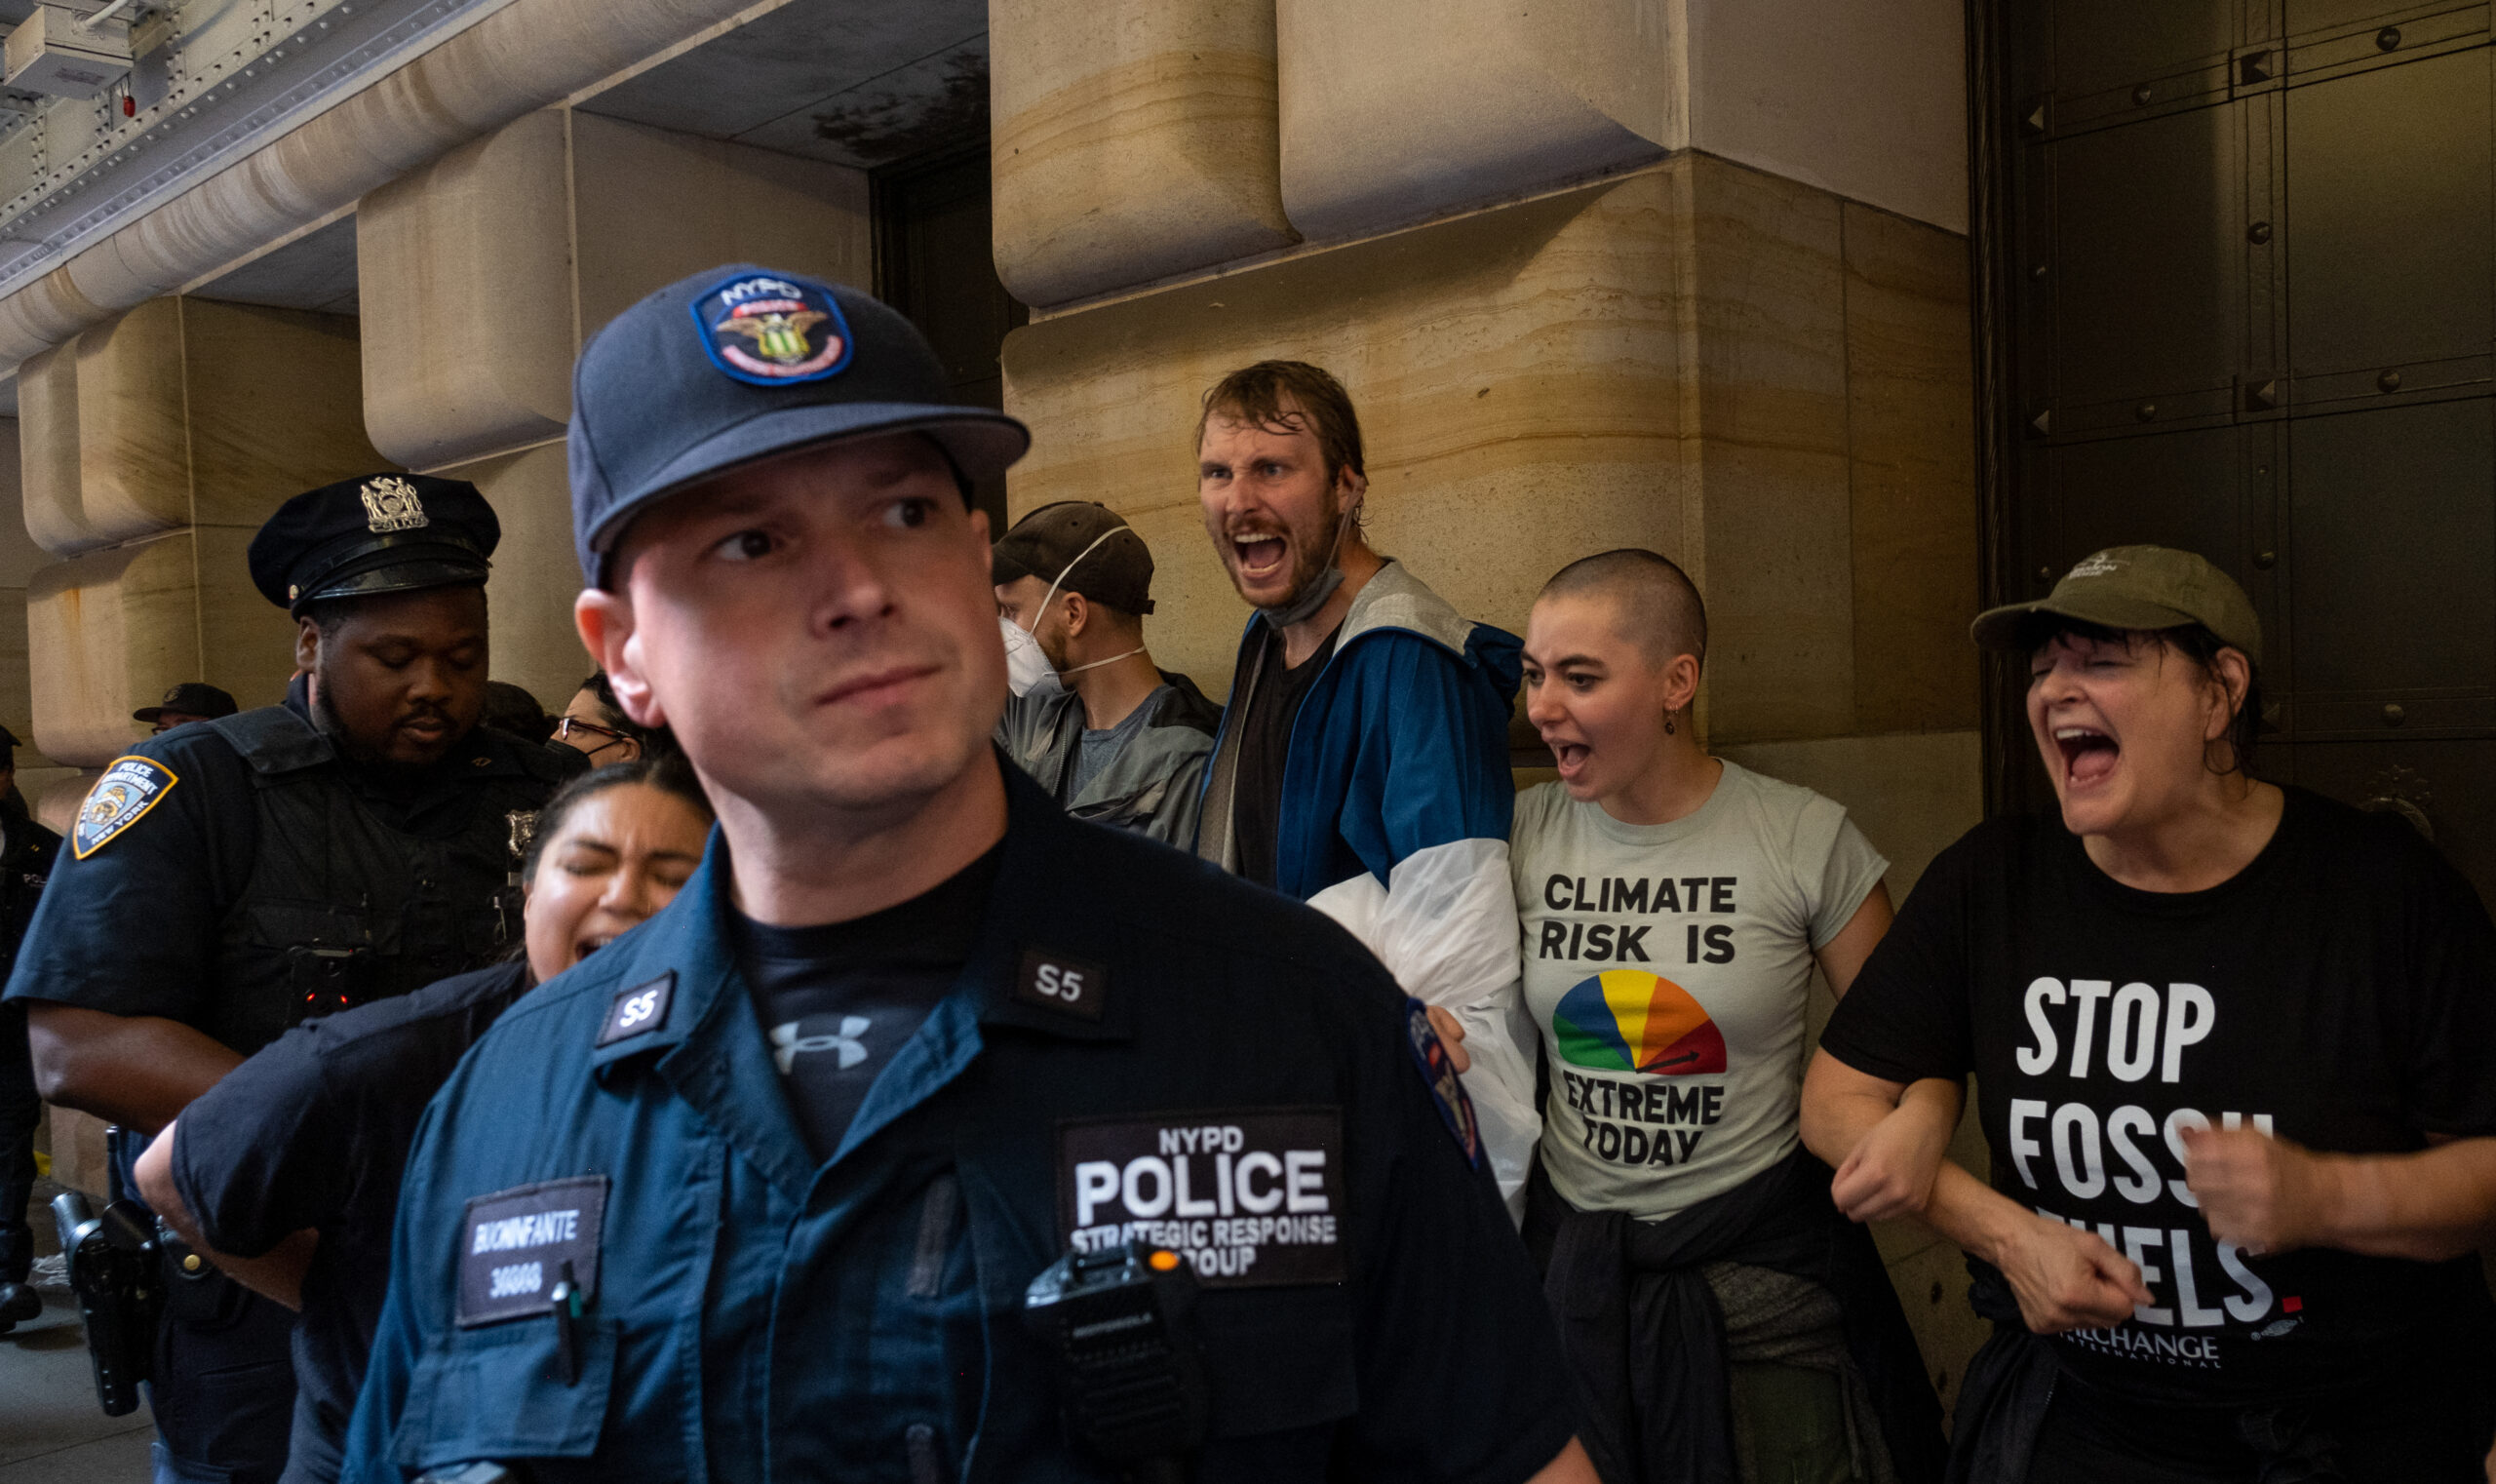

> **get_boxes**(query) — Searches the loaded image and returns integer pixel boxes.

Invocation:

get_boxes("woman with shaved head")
[1510,548,1946,1483]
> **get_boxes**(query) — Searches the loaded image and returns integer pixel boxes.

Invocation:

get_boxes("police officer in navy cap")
[5,472,584,1484]
[341,267,1599,1482]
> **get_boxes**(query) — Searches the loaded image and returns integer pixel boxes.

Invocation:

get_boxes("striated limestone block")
[1686,0,1969,236]
[1006,154,1975,745]
[992,0,1298,307]
[360,108,871,472]
[28,527,296,766]
[70,298,191,549]
[20,298,381,559]
[567,112,872,343]
[359,110,575,473]
[1682,159,1854,745]
[1843,202,1978,734]
[176,300,385,526]
[1003,170,1691,700]
[1276,0,1678,243]
[436,443,589,711]
[1277,0,1968,247]
[19,341,86,557]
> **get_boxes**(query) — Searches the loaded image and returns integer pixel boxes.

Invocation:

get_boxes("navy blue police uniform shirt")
[342,762,1577,1483]
[0,680,562,1052]
[169,960,534,1482]
[731,844,1003,1161]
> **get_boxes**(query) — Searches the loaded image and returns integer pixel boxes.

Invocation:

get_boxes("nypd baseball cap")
[248,474,500,617]
[567,265,1031,586]
[1971,545,2263,664]
[992,501,1156,615]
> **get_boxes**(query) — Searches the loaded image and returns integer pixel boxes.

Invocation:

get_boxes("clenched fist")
[2000,1214,2155,1333]
[2183,1123,2330,1256]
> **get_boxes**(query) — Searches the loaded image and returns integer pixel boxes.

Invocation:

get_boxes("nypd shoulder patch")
[72,756,179,860]
[1403,998,1482,1169]
[689,273,853,387]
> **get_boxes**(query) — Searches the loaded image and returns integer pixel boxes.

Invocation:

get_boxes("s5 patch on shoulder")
[1059,1108,1345,1288]
[72,757,179,860]
[1405,999,1482,1170]
[456,1176,607,1327]
[1014,948,1107,1022]
[690,273,853,386]
[596,973,674,1047]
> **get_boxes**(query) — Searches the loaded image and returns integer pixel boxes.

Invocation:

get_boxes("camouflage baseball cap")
[1971,545,2262,664]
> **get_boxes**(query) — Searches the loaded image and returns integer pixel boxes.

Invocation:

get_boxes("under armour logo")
[771,1016,870,1074]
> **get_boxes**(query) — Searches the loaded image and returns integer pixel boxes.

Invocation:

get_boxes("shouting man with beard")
[5,473,581,1484]
[1191,361,1543,1216]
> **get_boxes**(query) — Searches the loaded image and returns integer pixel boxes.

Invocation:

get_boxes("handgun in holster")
[51,1191,164,1417]
[1024,1240,1210,1484]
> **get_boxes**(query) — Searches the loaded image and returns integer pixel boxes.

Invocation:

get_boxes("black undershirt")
[730,843,1003,1162]
[1229,622,1339,889]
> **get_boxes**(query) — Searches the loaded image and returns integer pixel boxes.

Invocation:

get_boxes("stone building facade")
[0,0,1994,1411]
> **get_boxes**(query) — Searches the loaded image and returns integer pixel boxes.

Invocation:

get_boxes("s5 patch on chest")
[1059,1108,1345,1288]
[72,757,179,860]
[457,1176,608,1327]
[597,973,675,1047]
[1015,947,1107,1022]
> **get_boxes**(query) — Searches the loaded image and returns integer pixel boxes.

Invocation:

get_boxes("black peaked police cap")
[566,265,1032,586]
[249,474,500,617]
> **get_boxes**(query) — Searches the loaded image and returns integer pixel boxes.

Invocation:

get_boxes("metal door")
[1979,0,2496,901]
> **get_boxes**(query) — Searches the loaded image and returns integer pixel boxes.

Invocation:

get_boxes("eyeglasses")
[555,717,638,758]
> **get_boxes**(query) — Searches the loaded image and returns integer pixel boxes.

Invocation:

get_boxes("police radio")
[51,1191,164,1416]
[1023,1240,1210,1484]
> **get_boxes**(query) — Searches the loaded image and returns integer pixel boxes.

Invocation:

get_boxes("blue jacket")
[1194,561,1542,1211]
[342,762,1575,1483]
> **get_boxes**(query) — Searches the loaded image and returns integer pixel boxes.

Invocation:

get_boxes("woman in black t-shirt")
[1802,546,2496,1484]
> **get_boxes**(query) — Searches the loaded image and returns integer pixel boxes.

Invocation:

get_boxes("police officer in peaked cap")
[5,472,585,1484]
[339,266,1600,1483]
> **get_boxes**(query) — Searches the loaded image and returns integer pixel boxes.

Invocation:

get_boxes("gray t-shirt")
[1068,686,1167,800]
[1511,762,1888,1222]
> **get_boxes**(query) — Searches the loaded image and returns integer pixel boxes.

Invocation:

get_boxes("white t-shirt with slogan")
[1512,761,1888,1222]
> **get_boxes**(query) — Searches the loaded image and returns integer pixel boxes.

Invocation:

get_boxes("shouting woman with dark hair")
[132,759,713,1484]
[1803,546,2496,1483]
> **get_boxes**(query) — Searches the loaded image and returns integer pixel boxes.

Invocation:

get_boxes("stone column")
[355,108,873,708]
[994,0,1987,1411]
[14,298,383,1190]
[19,296,383,780]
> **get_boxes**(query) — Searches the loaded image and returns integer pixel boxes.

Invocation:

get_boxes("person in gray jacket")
[994,500,1219,846]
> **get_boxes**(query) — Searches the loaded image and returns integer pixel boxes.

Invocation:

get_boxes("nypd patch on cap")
[567,263,1031,587]
[690,273,854,386]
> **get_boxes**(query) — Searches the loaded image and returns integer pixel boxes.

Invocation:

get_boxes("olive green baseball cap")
[1971,545,2262,664]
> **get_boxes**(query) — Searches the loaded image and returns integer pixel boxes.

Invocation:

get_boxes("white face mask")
[1001,613,1060,698]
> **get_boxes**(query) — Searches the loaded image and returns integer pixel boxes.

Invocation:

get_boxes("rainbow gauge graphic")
[1551,970,1727,1075]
